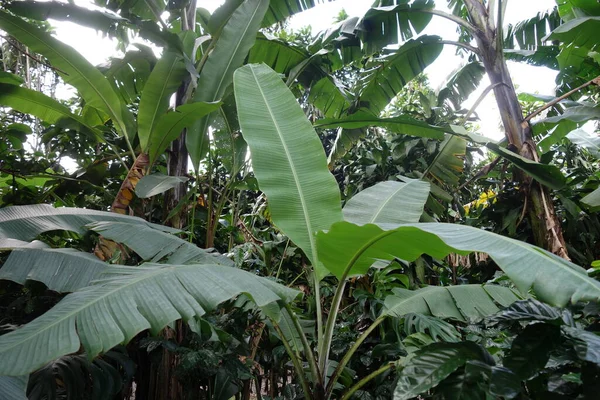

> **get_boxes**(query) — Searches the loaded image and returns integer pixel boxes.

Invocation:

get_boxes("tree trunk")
[464,0,569,258]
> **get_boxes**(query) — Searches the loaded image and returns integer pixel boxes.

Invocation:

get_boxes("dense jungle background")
[1,0,600,399]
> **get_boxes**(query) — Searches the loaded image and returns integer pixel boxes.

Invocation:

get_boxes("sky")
[49,0,558,143]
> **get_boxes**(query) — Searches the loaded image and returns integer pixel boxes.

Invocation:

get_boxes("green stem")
[284,304,322,388]
[319,231,397,379]
[272,321,313,398]
[325,317,386,399]
[340,363,395,400]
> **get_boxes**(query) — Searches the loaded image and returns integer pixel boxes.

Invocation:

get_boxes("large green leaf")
[427,135,466,187]
[148,102,222,165]
[0,376,27,400]
[135,173,189,198]
[248,32,309,76]
[504,9,561,50]
[137,51,188,152]
[0,248,107,293]
[437,62,486,109]
[314,112,447,139]
[343,178,430,225]
[261,0,331,27]
[187,0,269,168]
[234,63,343,279]
[0,263,299,376]
[582,186,600,209]
[503,323,562,379]
[7,0,127,34]
[0,11,134,138]
[383,284,521,321]
[394,342,492,400]
[316,221,600,306]
[358,0,435,55]
[89,221,233,266]
[0,83,104,142]
[308,76,351,119]
[0,204,177,241]
[545,16,600,50]
[567,128,600,157]
[358,36,443,115]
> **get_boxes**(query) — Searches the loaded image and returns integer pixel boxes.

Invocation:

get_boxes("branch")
[524,75,600,122]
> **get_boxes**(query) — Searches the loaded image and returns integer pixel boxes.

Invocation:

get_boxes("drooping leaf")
[563,326,600,365]
[503,323,562,379]
[234,63,343,279]
[187,0,269,168]
[487,299,566,326]
[0,11,134,138]
[437,62,486,109]
[343,178,430,225]
[0,263,299,376]
[544,16,600,50]
[317,221,600,306]
[402,313,461,342]
[137,51,188,152]
[0,83,104,142]
[427,135,466,187]
[357,35,443,115]
[308,75,351,119]
[504,8,561,50]
[0,248,107,293]
[261,0,332,27]
[7,0,127,35]
[383,284,521,322]
[486,142,567,189]
[0,204,178,241]
[393,341,492,400]
[358,0,436,55]
[582,186,600,209]
[314,112,448,139]
[248,32,310,76]
[566,128,600,157]
[148,102,222,165]
[135,173,189,198]
[0,375,27,400]
[89,221,233,266]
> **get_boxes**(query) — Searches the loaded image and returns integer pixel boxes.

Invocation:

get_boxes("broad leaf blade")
[148,102,222,165]
[135,173,189,198]
[343,178,430,225]
[0,83,104,142]
[89,221,233,266]
[0,248,107,292]
[138,51,188,151]
[0,204,178,241]
[317,221,600,305]
[315,112,448,139]
[0,11,133,138]
[234,63,343,279]
[384,285,520,321]
[187,0,269,168]
[567,128,600,157]
[394,342,490,400]
[0,375,27,400]
[0,264,299,376]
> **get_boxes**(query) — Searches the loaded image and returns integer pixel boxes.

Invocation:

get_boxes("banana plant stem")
[284,304,322,388]
[272,321,313,398]
[340,363,395,400]
[325,316,386,399]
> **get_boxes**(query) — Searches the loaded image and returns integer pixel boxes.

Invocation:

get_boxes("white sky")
[49,0,558,141]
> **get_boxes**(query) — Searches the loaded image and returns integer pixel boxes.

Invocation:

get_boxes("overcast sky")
[50,0,559,141]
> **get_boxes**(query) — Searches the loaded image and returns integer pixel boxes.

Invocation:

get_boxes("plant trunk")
[464,0,569,259]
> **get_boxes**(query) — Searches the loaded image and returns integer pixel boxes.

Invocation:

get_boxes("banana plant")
[232,63,600,398]
[1,62,600,399]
